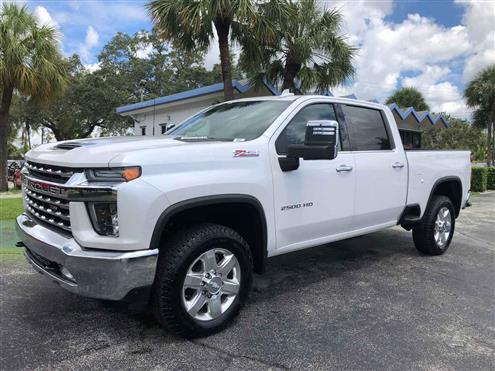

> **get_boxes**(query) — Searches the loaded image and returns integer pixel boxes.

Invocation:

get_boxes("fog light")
[60,266,75,282]
[87,202,119,237]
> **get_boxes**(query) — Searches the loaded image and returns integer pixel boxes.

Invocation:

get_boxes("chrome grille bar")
[25,189,69,210]
[25,205,71,232]
[24,195,70,221]
[25,161,73,179]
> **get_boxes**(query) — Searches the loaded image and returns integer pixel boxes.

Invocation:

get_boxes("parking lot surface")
[1,193,494,370]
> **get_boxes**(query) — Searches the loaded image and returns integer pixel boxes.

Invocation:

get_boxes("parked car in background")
[7,160,24,182]
[16,95,471,337]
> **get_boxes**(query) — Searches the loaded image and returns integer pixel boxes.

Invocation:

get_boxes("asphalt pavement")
[1,193,494,370]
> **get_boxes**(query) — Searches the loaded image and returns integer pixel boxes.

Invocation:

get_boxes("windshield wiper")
[174,136,232,142]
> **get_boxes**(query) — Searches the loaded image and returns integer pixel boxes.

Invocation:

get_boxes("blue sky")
[22,0,495,118]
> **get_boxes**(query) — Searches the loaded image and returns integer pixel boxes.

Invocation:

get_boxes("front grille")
[25,161,76,184]
[24,188,71,233]
[23,161,74,233]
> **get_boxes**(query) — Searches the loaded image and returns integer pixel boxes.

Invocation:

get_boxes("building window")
[161,124,167,135]
[140,126,146,136]
[399,130,421,149]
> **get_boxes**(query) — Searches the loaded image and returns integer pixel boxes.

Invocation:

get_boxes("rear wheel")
[413,195,455,255]
[152,223,253,338]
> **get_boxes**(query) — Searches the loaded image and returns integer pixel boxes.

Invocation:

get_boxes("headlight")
[87,202,119,237]
[86,166,141,182]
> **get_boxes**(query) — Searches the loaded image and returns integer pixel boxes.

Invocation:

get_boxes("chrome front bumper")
[16,214,158,300]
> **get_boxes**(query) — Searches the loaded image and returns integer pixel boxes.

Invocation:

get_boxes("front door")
[270,102,356,254]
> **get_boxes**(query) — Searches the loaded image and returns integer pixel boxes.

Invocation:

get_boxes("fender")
[425,176,463,217]
[149,194,268,273]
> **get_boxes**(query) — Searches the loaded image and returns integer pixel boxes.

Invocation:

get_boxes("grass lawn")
[0,196,23,254]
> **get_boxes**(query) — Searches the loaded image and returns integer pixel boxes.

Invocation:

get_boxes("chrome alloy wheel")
[182,248,241,321]
[434,207,452,248]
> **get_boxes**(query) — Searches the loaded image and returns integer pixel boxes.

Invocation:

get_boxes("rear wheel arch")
[427,176,463,218]
[150,195,268,274]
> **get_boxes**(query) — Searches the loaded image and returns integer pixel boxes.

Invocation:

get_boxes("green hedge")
[471,167,488,192]
[487,167,495,190]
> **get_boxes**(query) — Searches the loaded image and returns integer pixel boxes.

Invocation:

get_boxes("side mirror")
[165,123,175,132]
[279,120,339,172]
[287,120,339,160]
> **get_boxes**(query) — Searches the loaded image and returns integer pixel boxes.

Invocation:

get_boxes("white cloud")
[84,62,101,73]
[455,0,495,81]
[136,42,154,59]
[317,0,479,119]
[79,26,99,63]
[33,6,58,28]
[85,26,99,49]
[402,66,470,118]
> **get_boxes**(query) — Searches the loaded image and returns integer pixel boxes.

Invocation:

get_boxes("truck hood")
[25,136,191,167]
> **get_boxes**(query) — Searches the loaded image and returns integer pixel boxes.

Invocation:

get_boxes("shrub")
[471,167,488,192]
[487,167,495,190]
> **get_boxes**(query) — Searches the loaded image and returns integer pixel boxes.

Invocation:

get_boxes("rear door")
[270,101,356,253]
[339,104,407,230]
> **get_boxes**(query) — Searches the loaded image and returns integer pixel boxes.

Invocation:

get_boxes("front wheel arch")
[150,194,268,274]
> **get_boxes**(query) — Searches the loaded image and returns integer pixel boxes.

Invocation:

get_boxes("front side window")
[341,105,392,151]
[276,103,339,154]
[169,101,292,141]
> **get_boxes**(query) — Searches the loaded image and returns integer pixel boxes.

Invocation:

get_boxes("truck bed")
[405,150,471,217]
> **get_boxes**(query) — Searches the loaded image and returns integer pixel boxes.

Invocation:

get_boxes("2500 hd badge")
[281,202,314,211]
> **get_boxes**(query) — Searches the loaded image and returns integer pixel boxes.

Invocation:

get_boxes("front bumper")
[16,214,158,300]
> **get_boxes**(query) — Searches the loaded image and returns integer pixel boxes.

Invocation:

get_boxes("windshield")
[169,101,292,141]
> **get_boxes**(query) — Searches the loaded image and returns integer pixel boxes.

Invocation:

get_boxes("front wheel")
[152,223,253,338]
[413,195,455,255]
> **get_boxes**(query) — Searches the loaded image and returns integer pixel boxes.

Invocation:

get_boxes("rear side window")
[342,105,392,151]
[276,103,339,154]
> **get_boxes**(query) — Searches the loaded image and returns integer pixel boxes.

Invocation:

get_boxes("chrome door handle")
[336,164,353,172]
[392,162,405,169]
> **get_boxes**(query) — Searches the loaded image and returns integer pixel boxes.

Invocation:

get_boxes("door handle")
[392,162,405,169]
[336,164,353,172]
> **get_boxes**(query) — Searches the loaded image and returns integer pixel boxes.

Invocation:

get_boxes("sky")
[12,0,495,118]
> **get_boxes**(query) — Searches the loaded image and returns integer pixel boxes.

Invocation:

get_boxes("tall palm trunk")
[488,112,494,166]
[282,61,302,93]
[215,21,234,101]
[0,86,13,192]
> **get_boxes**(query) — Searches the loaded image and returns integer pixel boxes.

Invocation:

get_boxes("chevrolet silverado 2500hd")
[16,95,471,337]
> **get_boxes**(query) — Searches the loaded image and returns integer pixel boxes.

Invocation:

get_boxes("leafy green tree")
[147,0,286,101]
[0,4,66,191]
[422,114,486,161]
[386,87,430,111]
[97,29,222,103]
[21,55,133,141]
[465,64,495,166]
[239,0,355,93]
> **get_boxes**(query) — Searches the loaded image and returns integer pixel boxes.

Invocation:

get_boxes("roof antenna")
[280,89,294,97]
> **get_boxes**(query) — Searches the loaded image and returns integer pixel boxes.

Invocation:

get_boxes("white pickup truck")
[16,95,471,337]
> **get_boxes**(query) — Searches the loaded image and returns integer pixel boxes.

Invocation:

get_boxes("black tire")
[413,195,455,255]
[152,223,253,338]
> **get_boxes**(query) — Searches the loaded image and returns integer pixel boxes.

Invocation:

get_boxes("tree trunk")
[215,22,234,101]
[487,114,493,166]
[0,86,14,192]
[282,62,302,93]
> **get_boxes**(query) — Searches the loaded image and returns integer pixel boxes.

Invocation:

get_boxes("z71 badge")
[281,202,314,211]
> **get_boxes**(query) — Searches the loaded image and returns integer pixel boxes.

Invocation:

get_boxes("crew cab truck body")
[16,95,471,337]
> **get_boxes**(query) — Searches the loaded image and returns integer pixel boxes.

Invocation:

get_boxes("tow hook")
[15,241,26,248]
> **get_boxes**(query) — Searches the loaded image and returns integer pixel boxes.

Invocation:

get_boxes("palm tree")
[239,0,355,93]
[0,4,66,191]
[385,87,430,111]
[465,65,495,166]
[147,0,286,101]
